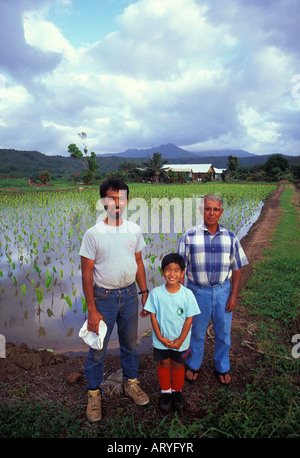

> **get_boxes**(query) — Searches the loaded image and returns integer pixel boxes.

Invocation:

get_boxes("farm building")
[162,164,224,181]
[214,168,226,180]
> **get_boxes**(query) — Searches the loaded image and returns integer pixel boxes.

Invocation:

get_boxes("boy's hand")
[169,338,182,350]
[161,337,174,348]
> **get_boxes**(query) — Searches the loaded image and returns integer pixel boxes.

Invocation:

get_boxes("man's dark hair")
[100,178,129,198]
[161,253,185,271]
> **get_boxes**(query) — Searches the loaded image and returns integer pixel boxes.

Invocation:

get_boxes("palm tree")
[142,152,169,182]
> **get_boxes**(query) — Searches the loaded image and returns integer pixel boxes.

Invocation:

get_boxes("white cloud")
[87,0,236,81]
[0,0,299,156]
[238,106,281,144]
[23,10,76,60]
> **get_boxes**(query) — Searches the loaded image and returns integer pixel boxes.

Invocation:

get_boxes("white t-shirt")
[144,284,200,352]
[79,219,145,289]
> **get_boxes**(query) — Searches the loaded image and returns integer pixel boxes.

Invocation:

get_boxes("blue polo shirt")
[144,284,200,351]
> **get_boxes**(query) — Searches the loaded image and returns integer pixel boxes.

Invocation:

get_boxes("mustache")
[104,205,120,210]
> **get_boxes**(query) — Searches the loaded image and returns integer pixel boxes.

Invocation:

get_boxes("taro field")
[0,182,277,352]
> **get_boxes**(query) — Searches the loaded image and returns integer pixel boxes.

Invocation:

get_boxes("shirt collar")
[200,222,225,234]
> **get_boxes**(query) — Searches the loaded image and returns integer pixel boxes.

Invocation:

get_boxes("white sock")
[161,388,172,393]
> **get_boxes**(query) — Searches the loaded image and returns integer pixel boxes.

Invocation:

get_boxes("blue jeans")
[187,280,232,374]
[85,282,139,391]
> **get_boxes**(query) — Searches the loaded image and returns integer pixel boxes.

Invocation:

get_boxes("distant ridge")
[100,143,256,159]
[0,147,298,178]
[101,143,195,159]
[192,149,255,158]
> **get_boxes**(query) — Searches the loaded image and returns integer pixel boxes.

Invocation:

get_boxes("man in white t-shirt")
[79,178,149,422]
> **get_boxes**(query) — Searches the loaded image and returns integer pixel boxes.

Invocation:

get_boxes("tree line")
[67,133,300,185]
[1,133,299,185]
[25,150,300,186]
[226,154,300,182]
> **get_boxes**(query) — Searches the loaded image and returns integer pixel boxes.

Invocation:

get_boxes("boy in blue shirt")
[144,253,200,413]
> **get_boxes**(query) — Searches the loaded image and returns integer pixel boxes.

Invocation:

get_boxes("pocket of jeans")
[127,285,138,297]
[221,280,231,292]
[188,283,201,296]
[94,289,109,300]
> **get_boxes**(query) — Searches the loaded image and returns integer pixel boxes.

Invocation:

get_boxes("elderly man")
[177,194,248,385]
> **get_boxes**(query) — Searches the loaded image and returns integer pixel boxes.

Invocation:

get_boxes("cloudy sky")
[0,0,299,156]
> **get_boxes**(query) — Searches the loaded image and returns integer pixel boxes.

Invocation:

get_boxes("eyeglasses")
[204,207,222,213]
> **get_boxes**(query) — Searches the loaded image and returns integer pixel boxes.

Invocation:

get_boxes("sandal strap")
[190,368,200,374]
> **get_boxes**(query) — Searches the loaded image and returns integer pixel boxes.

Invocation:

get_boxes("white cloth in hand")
[79,320,107,350]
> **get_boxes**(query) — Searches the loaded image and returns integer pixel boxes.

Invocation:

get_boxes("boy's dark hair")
[100,178,129,198]
[161,253,185,271]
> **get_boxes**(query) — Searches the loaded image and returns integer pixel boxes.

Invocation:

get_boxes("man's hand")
[226,293,238,313]
[140,308,150,318]
[226,269,242,312]
[87,309,104,334]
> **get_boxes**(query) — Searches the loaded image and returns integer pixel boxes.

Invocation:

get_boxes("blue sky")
[0,0,299,156]
[46,0,135,46]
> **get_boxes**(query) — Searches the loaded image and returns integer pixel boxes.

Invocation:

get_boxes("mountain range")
[100,143,256,159]
[0,145,299,178]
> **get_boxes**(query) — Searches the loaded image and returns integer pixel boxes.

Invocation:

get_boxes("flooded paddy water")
[0,184,275,355]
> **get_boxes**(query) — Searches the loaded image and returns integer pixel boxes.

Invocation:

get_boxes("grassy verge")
[242,184,300,343]
[236,183,300,437]
[0,184,299,438]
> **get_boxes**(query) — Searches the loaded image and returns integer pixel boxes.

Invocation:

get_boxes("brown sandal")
[215,370,231,386]
[185,368,200,382]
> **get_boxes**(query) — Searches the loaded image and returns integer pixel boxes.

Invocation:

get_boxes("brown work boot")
[86,389,102,422]
[124,378,149,405]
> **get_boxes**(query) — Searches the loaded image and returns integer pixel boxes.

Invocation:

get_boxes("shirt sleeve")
[177,232,189,264]
[79,230,97,260]
[231,237,248,271]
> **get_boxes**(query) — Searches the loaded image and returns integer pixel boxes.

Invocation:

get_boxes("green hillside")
[0,149,125,178]
[0,148,299,179]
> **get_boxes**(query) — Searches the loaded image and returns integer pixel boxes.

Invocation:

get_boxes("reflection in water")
[0,193,263,354]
